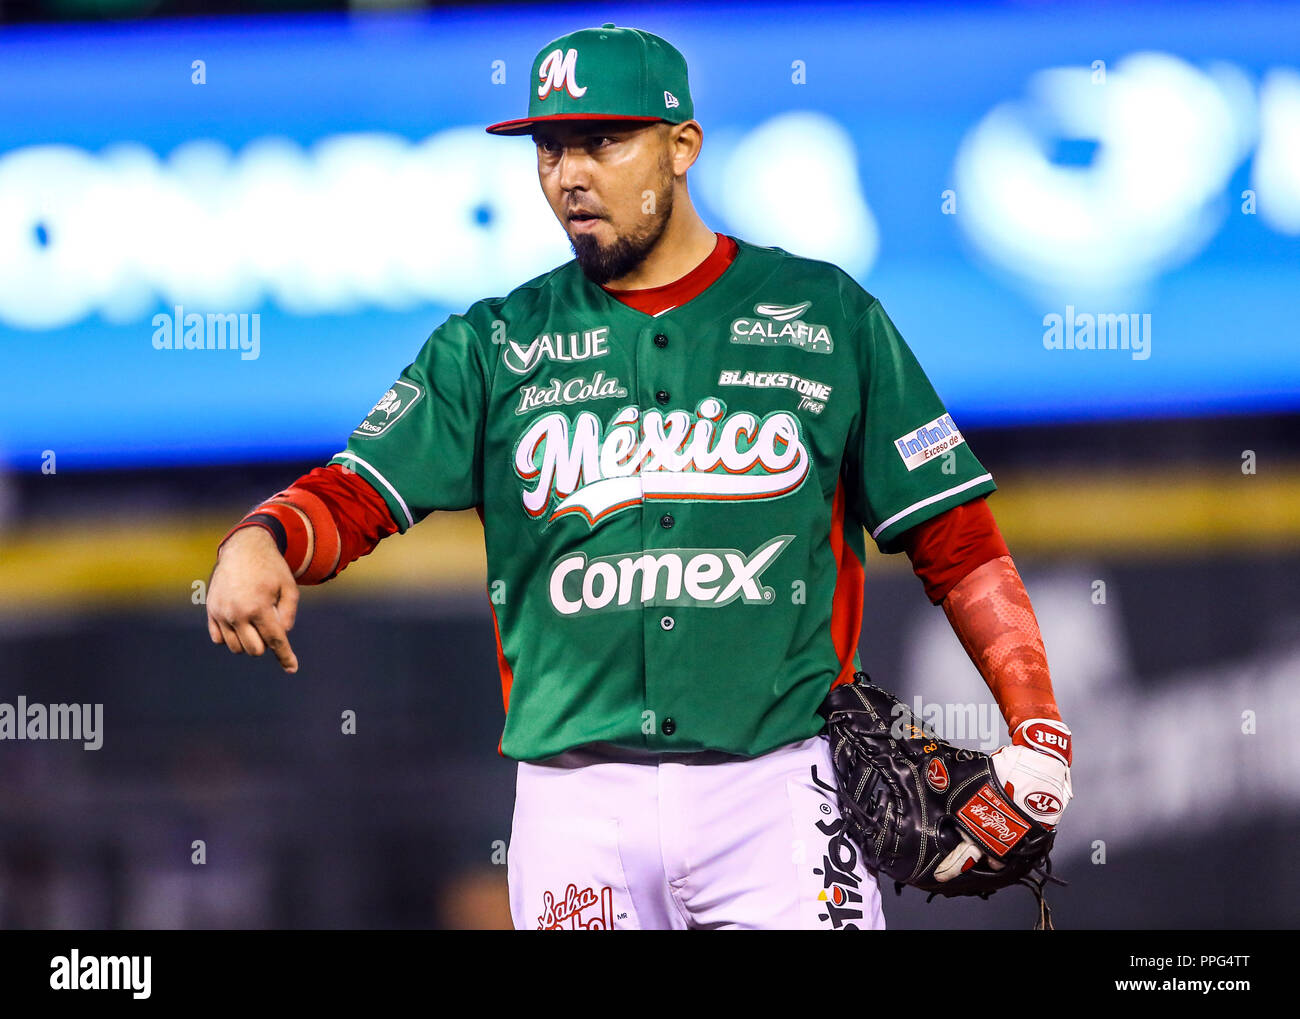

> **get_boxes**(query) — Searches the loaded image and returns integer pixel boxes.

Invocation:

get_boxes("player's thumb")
[277,582,300,632]
[935,834,983,882]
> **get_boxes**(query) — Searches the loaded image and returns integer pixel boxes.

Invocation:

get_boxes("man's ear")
[668,120,703,174]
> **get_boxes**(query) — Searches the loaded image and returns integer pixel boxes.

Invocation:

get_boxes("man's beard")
[569,180,674,286]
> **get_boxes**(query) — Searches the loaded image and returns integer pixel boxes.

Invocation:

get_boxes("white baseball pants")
[507,734,886,930]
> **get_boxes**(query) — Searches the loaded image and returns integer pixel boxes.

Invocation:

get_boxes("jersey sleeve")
[844,299,996,553]
[328,314,486,532]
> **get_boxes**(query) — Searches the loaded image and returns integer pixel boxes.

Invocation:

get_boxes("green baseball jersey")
[330,237,995,761]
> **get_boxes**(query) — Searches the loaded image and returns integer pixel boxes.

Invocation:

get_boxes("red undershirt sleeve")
[899,496,1009,604]
[222,463,400,584]
[287,463,400,580]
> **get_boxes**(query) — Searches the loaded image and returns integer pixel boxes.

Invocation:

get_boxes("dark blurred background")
[0,0,1297,929]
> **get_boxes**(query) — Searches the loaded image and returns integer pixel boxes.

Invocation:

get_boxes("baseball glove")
[819,672,1065,929]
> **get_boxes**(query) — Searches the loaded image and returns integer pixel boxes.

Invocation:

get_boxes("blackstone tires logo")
[729,301,833,353]
[717,368,832,415]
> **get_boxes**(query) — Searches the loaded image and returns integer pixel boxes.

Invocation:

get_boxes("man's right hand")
[206,525,301,673]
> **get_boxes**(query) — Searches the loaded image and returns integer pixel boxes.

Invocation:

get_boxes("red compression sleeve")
[284,464,400,581]
[942,555,1063,732]
[900,497,1009,604]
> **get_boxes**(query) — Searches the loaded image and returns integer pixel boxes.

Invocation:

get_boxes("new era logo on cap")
[664,91,679,109]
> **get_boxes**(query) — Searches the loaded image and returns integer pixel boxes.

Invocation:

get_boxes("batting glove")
[935,718,1073,882]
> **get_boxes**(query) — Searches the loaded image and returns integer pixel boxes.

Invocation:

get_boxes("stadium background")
[0,0,1296,929]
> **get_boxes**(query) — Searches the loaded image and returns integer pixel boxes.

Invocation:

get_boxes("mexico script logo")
[513,397,810,526]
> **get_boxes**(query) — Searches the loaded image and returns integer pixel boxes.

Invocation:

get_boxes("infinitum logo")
[50,950,151,999]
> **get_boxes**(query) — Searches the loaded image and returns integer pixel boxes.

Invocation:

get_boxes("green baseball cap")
[485,23,694,136]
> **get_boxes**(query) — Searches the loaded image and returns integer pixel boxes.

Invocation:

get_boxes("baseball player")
[206,23,1073,930]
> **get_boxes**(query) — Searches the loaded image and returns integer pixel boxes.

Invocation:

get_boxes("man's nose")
[557,148,592,191]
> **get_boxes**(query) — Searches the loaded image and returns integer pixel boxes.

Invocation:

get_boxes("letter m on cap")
[538,48,587,100]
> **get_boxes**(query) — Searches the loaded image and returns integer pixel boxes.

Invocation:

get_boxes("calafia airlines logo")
[537,48,587,101]
[730,301,833,353]
[513,397,810,526]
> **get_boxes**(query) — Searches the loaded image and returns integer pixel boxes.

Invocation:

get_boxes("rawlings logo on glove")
[819,674,1070,929]
[936,718,1073,881]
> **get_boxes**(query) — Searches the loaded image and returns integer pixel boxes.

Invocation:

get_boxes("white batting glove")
[935,719,1072,882]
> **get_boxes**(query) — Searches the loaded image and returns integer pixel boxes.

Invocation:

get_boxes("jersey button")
[660,615,675,631]
[662,717,677,735]
[660,513,674,529]
[653,333,669,348]
[655,390,670,405]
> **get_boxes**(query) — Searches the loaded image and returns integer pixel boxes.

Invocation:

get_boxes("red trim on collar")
[600,233,738,317]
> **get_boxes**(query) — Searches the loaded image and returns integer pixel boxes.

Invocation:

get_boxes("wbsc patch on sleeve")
[893,412,965,471]
[354,380,423,438]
